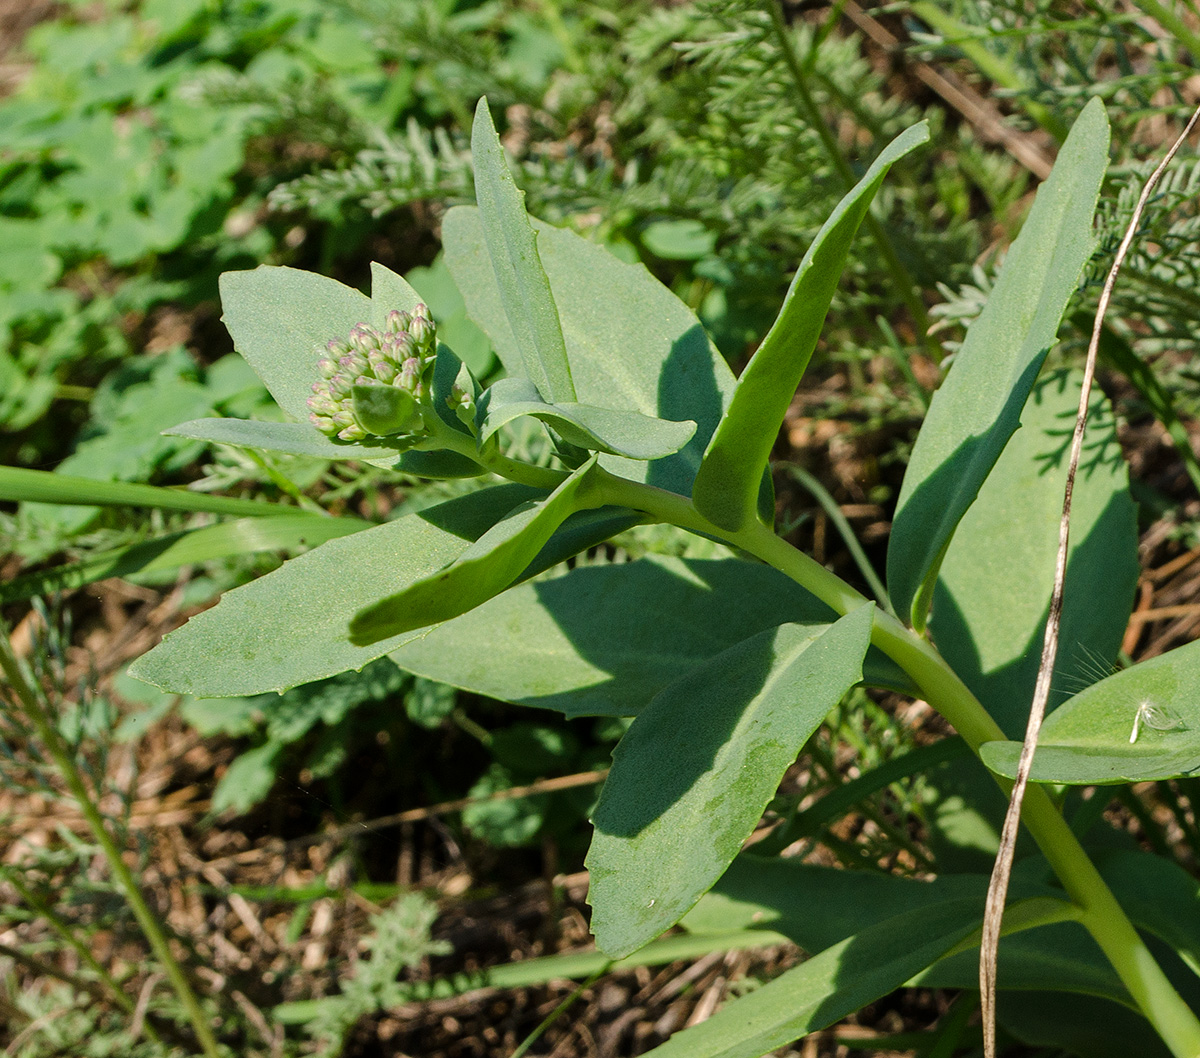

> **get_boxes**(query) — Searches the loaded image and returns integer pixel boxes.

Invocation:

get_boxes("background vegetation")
[2,1,1200,1055]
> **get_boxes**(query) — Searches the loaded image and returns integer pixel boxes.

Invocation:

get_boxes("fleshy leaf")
[348,457,602,646]
[128,484,544,697]
[389,555,914,718]
[692,122,929,531]
[477,377,695,461]
[165,418,485,478]
[979,638,1200,783]
[351,384,420,437]
[888,97,1110,631]
[442,207,742,498]
[470,97,574,402]
[930,370,1137,736]
[369,261,424,324]
[218,266,372,423]
[586,604,874,958]
[641,898,984,1058]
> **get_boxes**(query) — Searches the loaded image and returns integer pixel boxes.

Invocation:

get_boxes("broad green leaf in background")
[586,604,874,959]
[1098,849,1200,980]
[476,377,696,461]
[369,261,425,326]
[442,208,739,498]
[166,419,484,478]
[129,484,543,697]
[691,122,929,532]
[405,253,496,378]
[888,97,1110,631]
[642,898,985,1058]
[0,513,370,604]
[218,265,374,423]
[979,638,1200,783]
[389,555,915,718]
[930,369,1138,737]
[470,97,574,403]
[347,457,603,646]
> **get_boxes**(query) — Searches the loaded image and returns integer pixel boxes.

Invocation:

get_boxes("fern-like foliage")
[270,0,981,371]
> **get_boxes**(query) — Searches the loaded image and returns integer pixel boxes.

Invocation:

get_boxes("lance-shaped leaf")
[587,604,874,959]
[166,418,485,478]
[443,208,741,498]
[980,638,1200,784]
[389,555,914,717]
[692,122,929,532]
[470,97,574,403]
[888,97,1110,631]
[477,377,696,461]
[128,484,544,697]
[348,457,602,646]
[930,370,1137,736]
[642,898,984,1058]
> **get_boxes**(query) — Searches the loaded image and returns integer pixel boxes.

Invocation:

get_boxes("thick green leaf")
[351,383,419,436]
[642,898,984,1058]
[442,208,738,498]
[930,370,1138,736]
[587,605,874,958]
[218,266,373,424]
[477,377,696,461]
[0,514,370,604]
[389,555,915,718]
[348,458,602,646]
[997,992,1172,1058]
[683,855,1069,946]
[369,261,425,324]
[128,484,543,697]
[888,97,1110,631]
[692,122,929,532]
[979,638,1200,783]
[0,464,300,519]
[470,97,574,402]
[165,418,485,478]
[1099,849,1200,979]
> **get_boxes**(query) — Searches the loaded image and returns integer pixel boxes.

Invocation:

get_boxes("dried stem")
[979,101,1200,1058]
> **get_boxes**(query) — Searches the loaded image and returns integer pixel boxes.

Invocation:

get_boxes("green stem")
[765,0,938,358]
[0,632,223,1058]
[591,469,1200,1057]
[420,419,569,490]
[786,465,894,615]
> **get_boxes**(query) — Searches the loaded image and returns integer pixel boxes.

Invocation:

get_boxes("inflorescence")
[307,305,437,441]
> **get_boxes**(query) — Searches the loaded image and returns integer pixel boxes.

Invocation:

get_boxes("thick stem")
[591,469,1200,1056]
[0,632,223,1058]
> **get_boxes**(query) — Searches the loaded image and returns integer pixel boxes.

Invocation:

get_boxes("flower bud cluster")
[307,305,436,441]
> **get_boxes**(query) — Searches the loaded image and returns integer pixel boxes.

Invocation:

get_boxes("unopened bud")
[399,357,421,391]
[385,309,411,333]
[339,351,369,376]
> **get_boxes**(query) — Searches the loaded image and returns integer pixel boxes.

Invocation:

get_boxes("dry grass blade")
[979,101,1200,1058]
